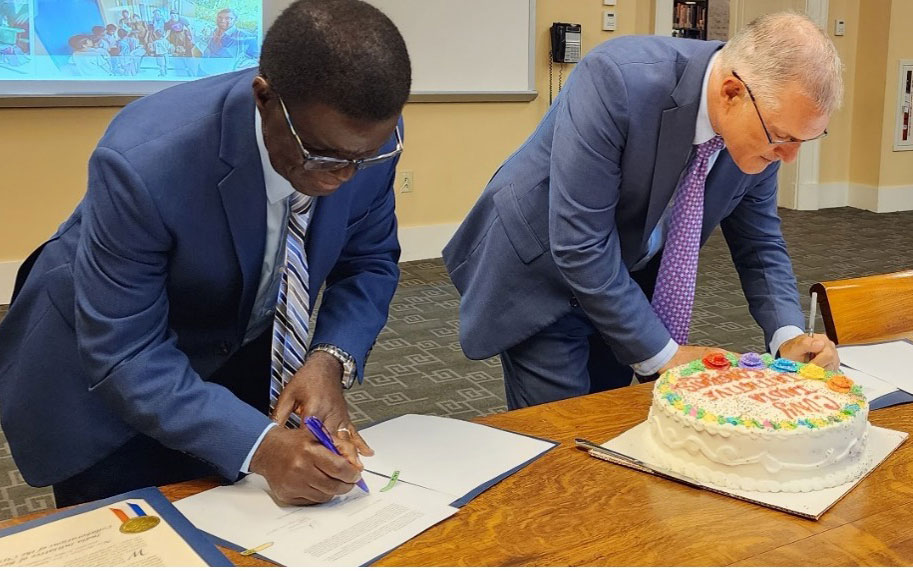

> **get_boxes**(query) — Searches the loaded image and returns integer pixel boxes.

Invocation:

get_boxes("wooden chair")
[810,270,913,345]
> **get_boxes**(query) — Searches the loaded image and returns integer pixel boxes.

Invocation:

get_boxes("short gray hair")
[718,12,843,114]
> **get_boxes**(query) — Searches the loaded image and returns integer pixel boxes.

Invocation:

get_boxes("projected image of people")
[0,0,30,73]
[27,0,260,80]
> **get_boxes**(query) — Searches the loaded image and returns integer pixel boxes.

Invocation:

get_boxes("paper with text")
[174,473,457,567]
[0,499,206,566]
[360,414,555,499]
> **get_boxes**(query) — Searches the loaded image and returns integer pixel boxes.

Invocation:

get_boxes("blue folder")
[0,486,231,566]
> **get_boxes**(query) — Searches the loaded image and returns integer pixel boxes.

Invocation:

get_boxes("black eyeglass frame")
[731,70,828,145]
[277,94,403,172]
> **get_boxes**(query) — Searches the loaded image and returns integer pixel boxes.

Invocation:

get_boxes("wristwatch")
[309,344,357,389]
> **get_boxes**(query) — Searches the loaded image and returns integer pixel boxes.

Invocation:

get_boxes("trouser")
[500,254,661,410]
[52,329,272,508]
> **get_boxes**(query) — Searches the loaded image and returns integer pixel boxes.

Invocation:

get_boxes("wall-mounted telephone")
[550,22,581,63]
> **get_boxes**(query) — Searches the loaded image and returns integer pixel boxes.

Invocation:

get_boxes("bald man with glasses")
[444,12,841,409]
[0,0,409,507]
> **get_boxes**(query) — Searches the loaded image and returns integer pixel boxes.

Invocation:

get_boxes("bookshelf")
[672,0,708,40]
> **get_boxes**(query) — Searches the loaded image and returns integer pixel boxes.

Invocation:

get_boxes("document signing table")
[4,382,912,566]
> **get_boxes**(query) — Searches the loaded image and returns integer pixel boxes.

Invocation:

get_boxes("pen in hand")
[303,416,370,493]
[806,291,818,363]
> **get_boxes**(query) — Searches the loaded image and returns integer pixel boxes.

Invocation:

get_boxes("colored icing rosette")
[761,353,775,366]
[738,352,765,369]
[826,374,854,393]
[770,358,800,373]
[702,352,731,370]
[799,363,826,380]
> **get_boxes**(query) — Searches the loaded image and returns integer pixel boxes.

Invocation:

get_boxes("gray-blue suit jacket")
[443,36,804,363]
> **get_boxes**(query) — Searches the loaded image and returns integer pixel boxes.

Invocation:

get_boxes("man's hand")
[249,427,361,505]
[272,351,374,469]
[658,345,737,374]
[778,333,839,371]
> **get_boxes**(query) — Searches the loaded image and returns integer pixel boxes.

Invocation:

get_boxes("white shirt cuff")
[240,422,278,474]
[769,325,805,358]
[632,338,679,376]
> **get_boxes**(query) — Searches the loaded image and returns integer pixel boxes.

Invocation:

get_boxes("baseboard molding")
[398,222,460,262]
[815,182,850,209]
[791,182,913,213]
[0,260,21,305]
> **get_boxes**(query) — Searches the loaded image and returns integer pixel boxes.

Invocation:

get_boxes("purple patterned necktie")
[651,135,725,345]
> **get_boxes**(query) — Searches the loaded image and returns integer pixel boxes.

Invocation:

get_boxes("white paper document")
[175,473,458,567]
[839,341,913,394]
[841,365,900,402]
[0,499,207,566]
[360,414,556,500]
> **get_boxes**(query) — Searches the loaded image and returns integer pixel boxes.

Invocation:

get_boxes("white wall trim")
[0,260,22,305]
[398,222,460,262]
[815,182,850,209]
[797,182,913,213]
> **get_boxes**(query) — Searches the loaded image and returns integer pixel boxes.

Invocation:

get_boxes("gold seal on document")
[119,515,161,534]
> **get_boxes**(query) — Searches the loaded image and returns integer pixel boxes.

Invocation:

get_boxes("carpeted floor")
[2,205,913,521]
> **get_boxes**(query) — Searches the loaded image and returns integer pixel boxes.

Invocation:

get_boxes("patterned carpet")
[2,206,913,520]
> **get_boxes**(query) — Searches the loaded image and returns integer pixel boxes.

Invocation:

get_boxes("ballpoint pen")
[303,416,370,493]
[806,291,818,362]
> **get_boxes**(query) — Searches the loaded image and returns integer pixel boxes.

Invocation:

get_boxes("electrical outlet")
[602,11,616,32]
[398,170,414,194]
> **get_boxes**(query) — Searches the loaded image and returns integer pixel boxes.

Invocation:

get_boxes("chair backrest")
[811,270,913,345]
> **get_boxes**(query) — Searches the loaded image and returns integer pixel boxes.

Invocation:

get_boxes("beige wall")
[848,0,892,187]
[878,0,913,186]
[818,0,860,184]
[0,0,645,262]
[0,106,118,260]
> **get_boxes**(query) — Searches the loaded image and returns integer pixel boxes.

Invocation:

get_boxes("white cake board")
[595,423,907,520]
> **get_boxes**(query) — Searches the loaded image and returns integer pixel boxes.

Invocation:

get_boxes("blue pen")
[303,416,370,493]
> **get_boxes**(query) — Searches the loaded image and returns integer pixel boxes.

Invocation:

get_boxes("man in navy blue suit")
[0,0,410,506]
[444,13,842,409]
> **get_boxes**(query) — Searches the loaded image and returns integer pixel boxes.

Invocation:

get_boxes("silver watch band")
[309,344,357,389]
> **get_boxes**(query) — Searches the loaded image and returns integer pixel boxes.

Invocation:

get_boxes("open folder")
[175,414,556,566]
[838,340,913,409]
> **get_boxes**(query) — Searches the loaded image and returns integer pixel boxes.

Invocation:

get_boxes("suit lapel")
[643,41,724,249]
[217,71,267,337]
[303,191,348,310]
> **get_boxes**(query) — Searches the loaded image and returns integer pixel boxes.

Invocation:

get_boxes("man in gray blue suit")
[444,13,841,409]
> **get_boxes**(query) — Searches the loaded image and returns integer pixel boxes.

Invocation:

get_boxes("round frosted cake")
[646,352,870,493]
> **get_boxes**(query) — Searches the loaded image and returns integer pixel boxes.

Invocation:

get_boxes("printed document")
[175,473,457,567]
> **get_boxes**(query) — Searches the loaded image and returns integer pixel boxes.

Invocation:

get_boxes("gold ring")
[337,427,351,434]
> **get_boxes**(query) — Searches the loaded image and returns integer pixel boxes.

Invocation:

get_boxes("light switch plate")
[603,0,616,5]
[835,19,846,36]
[602,10,616,31]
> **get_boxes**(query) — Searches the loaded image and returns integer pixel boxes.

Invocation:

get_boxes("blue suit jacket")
[443,37,804,363]
[0,70,401,487]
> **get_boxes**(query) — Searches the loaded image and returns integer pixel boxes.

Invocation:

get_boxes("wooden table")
[4,382,913,565]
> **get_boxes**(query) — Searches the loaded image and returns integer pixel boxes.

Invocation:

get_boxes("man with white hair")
[444,12,842,408]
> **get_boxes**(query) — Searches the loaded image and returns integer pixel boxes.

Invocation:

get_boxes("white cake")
[646,352,870,493]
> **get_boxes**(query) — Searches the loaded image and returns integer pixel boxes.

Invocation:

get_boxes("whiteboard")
[265,0,536,101]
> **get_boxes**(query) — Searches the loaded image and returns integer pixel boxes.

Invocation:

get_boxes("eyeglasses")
[731,70,828,145]
[278,95,403,172]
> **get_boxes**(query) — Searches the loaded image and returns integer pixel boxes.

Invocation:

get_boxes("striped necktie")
[269,192,313,427]
[651,135,725,345]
